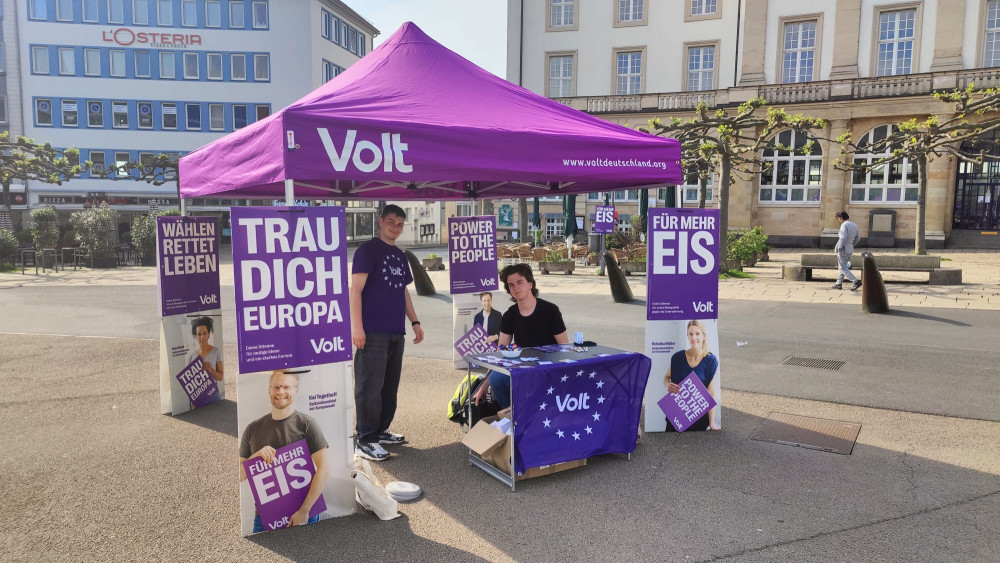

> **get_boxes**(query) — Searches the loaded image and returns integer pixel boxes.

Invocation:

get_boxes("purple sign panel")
[157,216,221,316]
[243,439,327,531]
[593,205,616,234]
[647,208,719,320]
[231,207,351,372]
[175,355,221,408]
[454,324,495,357]
[657,373,717,432]
[449,216,499,294]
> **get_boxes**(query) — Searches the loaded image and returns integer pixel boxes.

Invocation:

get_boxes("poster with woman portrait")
[159,311,226,415]
[644,319,722,432]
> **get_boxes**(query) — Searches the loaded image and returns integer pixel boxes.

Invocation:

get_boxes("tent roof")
[179,22,681,201]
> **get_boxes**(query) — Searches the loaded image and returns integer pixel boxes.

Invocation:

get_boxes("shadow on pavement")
[887,309,971,326]
[173,398,238,438]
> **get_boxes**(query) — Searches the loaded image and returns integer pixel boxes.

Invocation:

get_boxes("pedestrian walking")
[832,211,862,291]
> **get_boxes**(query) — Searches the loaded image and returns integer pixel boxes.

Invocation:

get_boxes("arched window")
[759,129,823,203]
[681,163,715,204]
[850,124,918,203]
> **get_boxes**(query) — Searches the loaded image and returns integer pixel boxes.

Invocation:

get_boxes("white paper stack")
[385,481,422,502]
[490,418,513,435]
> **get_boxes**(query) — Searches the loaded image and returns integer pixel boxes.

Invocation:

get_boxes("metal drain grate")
[751,413,862,455]
[780,356,846,371]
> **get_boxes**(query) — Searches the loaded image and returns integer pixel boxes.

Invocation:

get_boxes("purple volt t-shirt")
[352,238,413,334]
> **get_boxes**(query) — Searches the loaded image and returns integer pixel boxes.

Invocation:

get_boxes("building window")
[545,216,562,240]
[332,15,341,43]
[256,104,270,120]
[62,100,79,127]
[0,97,7,123]
[85,48,101,76]
[162,102,177,129]
[134,0,149,25]
[181,0,196,26]
[876,9,915,76]
[209,104,224,131]
[985,0,1000,66]
[349,28,358,54]
[108,0,124,23]
[547,54,574,97]
[340,22,348,47]
[615,50,642,95]
[0,44,5,73]
[158,0,173,26]
[35,99,53,126]
[29,0,46,20]
[137,101,153,129]
[56,0,73,21]
[252,1,268,28]
[618,0,644,23]
[206,0,221,27]
[254,53,269,80]
[159,51,175,78]
[322,60,340,82]
[135,50,151,78]
[782,21,816,83]
[550,0,575,27]
[88,100,104,127]
[759,129,823,203]
[110,50,126,77]
[58,47,75,75]
[186,103,201,130]
[112,101,129,128]
[83,0,100,22]
[691,0,717,16]
[89,150,106,174]
[32,46,50,74]
[681,166,713,203]
[357,32,366,55]
[231,54,246,80]
[321,10,331,39]
[686,45,715,91]
[233,104,248,129]
[230,1,244,28]
[183,52,199,79]
[115,151,130,175]
[139,152,155,174]
[850,124,918,203]
[207,53,223,79]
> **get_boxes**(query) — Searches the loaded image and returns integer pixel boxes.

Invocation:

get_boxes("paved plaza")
[1,248,998,561]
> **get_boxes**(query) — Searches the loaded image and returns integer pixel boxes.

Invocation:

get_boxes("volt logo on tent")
[317,129,413,173]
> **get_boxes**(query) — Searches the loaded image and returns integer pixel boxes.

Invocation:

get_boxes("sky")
[350,0,509,78]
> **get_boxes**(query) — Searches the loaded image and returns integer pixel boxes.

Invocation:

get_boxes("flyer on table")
[238,365,356,535]
[646,208,719,321]
[156,216,221,317]
[448,216,498,295]
[231,206,352,373]
[159,310,225,415]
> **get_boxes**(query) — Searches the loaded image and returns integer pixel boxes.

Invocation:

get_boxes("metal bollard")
[860,252,889,314]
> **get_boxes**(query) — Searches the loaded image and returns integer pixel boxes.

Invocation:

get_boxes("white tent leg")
[179,199,188,216]
[284,179,295,205]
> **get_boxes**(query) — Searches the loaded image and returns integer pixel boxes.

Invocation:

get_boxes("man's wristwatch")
[411,321,421,327]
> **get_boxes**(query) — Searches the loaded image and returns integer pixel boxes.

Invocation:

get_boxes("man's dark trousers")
[354,332,405,444]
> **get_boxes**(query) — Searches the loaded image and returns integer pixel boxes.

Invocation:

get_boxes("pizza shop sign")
[102,28,202,48]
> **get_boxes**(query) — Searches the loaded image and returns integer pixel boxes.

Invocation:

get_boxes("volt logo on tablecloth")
[535,369,609,441]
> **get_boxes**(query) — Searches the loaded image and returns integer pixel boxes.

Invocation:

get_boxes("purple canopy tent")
[179,22,681,202]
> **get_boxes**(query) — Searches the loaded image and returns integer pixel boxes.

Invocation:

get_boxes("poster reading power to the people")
[644,208,722,433]
[156,216,225,416]
[449,216,499,369]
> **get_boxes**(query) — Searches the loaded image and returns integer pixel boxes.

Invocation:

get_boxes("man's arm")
[289,448,329,526]
[351,273,368,349]
[835,223,847,252]
[404,289,424,344]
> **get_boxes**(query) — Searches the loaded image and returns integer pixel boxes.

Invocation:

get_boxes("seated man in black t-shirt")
[472,263,569,409]
[239,370,329,533]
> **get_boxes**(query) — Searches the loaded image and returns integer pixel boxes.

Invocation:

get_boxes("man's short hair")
[836,211,849,221]
[381,204,406,220]
[500,263,539,298]
[479,291,493,299]
[269,370,299,386]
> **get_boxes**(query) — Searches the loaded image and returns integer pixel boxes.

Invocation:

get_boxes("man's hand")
[487,334,499,343]
[353,326,366,349]
[472,383,488,405]
[666,382,680,394]
[413,324,424,344]
[289,508,310,527]
[253,446,276,465]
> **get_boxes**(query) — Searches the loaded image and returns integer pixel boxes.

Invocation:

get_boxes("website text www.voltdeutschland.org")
[562,157,669,170]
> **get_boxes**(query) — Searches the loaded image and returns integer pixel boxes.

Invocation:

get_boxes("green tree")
[71,202,119,259]
[836,86,1000,254]
[29,207,60,249]
[0,133,86,209]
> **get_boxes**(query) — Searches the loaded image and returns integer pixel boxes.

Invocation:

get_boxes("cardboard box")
[461,414,586,481]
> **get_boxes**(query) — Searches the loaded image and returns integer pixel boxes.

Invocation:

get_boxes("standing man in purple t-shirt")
[350,204,424,461]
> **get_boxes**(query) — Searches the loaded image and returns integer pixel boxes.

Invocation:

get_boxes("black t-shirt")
[499,298,567,347]
[239,410,329,459]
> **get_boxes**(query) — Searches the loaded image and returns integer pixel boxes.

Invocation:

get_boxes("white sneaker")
[356,441,389,461]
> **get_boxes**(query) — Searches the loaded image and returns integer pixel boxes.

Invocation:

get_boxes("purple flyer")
[454,324,495,357]
[175,355,221,408]
[243,439,327,531]
[647,208,719,320]
[657,373,717,432]
[593,205,616,234]
[157,216,221,317]
[448,216,499,294]
[231,207,351,372]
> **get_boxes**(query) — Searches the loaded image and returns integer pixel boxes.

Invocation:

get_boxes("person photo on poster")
[472,291,502,343]
[239,370,329,532]
[662,320,719,431]
[186,316,223,382]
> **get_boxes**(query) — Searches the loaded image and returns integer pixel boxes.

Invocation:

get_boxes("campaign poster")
[657,373,717,432]
[156,216,221,317]
[644,319,722,432]
[237,365,356,535]
[593,205,616,234]
[230,206,351,373]
[454,324,495,358]
[449,216,500,369]
[159,310,225,415]
[646,208,719,320]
